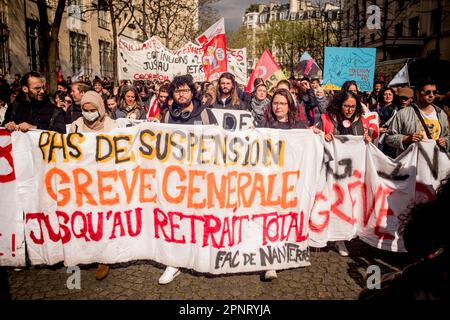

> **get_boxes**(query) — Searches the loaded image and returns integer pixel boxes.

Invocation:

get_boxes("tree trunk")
[36,0,50,79]
[36,0,65,93]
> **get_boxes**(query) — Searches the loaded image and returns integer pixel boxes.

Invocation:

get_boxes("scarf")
[250,97,270,125]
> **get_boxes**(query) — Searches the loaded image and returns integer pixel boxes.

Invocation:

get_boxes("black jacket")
[2,94,66,133]
[212,94,248,110]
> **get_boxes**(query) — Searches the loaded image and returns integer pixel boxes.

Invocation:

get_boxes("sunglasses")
[422,90,438,96]
[399,96,411,101]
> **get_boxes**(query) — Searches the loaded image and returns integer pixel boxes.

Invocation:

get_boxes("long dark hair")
[218,72,240,106]
[264,88,298,128]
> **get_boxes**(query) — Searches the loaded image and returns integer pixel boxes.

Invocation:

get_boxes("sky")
[212,0,289,33]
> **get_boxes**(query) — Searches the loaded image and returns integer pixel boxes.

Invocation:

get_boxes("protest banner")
[115,110,255,132]
[118,37,188,82]
[2,127,449,268]
[210,109,254,131]
[246,49,286,94]
[227,48,248,85]
[322,47,376,92]
[118,37,246,84]
[0,129,25,266]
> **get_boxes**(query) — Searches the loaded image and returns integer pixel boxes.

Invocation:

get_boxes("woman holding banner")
[263,88,307,130]
[262,88,307,280]
[315,91,375,257]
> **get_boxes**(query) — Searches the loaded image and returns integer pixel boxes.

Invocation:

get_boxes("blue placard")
[323,47,376,92]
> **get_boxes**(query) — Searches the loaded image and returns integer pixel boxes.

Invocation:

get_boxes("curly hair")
[264,88,298,128]
[169,75,196,99]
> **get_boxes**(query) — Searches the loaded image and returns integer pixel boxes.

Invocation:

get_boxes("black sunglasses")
[399,96,410,100]
[423,90,438,96]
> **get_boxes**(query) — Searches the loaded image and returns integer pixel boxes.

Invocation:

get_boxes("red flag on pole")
[196,18,227,81]
[246,49,286,94]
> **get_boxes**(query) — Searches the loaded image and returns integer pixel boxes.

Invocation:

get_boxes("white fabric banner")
[0,129,26,266]
[115,109,255,132]
[2,128,449,269]
[118,37,247,84]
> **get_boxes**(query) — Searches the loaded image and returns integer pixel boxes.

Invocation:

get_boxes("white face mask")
[82,111,99,122]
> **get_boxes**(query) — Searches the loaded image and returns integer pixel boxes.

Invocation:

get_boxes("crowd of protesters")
[0,70,449,288]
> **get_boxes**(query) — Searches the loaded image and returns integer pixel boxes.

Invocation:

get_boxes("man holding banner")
[386,77,450,156]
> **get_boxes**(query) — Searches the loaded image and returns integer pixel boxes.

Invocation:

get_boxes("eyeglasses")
[399,96,411,101]
[174,88,191,95]
[272,102,288,106]
[342,104,356,110]
[422,90,438,96]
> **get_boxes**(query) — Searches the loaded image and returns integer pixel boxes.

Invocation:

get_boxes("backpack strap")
[411,104,433,139]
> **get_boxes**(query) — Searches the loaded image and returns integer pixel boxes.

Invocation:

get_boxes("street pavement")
[1,238,413,300]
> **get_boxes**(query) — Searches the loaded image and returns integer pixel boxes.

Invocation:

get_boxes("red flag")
[246,49,286,94]
[197,18,228,81]
[57,68,63,83]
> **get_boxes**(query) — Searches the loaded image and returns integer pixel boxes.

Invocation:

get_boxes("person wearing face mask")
[68,91,117,280]
[69,91,117,134]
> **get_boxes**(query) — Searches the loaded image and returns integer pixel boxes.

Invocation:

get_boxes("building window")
[26,19,39,71]
[259,14,266,23]
[290,12,296,20]
[395,22,403,37]
[99,40,113,78]
[98,9,110,29]
[352,40,357,46]
[69,31,91,76]
[431,9,441,34]
[361,36,365,44]
[409,16,419,37]
[68,0,85,20]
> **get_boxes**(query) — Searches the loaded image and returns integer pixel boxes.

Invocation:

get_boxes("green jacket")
[385,104,450,156]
